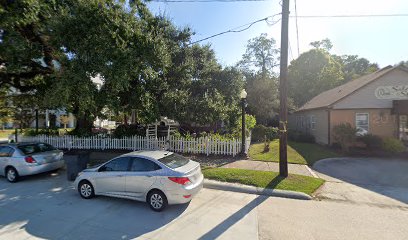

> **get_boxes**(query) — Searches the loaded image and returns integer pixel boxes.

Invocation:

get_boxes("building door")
[400,115,408,144]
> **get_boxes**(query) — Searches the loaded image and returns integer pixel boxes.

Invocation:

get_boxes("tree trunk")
[124,114,128,125]
[74,115,93,135]
[72,106,94,135]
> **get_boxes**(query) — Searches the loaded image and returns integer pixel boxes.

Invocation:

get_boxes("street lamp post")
[240,89,247,156]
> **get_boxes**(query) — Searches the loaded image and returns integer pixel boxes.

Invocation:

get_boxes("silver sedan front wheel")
[148,190,168,212]
[79,181,95,199]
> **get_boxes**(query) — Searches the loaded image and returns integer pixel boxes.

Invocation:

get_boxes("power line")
[294,0,299,57]
[288,39,294,61]
[292,13,408,18]
[188,13,281,45]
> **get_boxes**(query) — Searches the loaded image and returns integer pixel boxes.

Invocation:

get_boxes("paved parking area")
[1,168,408,240]
[313,158,408,207]
[0,170,258,240]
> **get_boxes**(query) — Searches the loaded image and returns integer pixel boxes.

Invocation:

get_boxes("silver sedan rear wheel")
[6,167,18,183]
[79,181,95,199]
[148,190,168,212]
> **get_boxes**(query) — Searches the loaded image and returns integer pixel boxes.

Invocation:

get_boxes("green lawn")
[203,168,325,195]
[249,139,340,166]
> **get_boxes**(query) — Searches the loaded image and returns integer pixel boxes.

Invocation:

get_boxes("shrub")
[357,134,383,150]
[112,124,145,138]
[251,125,279,142]
[288,130,315,143]
[23,128,59,136]
[333,123,357,153]
[381,138,406,153]
[232,114,257,138]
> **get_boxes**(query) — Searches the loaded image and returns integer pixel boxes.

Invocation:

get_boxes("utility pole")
[279,0,290,177]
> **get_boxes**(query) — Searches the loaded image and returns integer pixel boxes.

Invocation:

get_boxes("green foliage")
[334,55,379,82]
[288,48,345,107]
[245,73,280,125]
[23,128,59,136]
[237,34,282,124]
[232,114,256,138]
[112,124,145,138]
[172,130,237,141]
[288,39,378,108]
[288,130,315,143]
[238,33,279,76]
[357,134,383,150]
[251,125,279,142]
[310,38,333,51]
[333,123,357,153]
[381,138,406,153]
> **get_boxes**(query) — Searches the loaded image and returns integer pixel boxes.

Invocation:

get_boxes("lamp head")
[240,89,247,99]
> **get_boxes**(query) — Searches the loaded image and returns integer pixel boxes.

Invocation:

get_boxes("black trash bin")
[65,151,90,181]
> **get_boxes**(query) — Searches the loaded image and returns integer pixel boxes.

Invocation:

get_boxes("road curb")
[203,179,312,200]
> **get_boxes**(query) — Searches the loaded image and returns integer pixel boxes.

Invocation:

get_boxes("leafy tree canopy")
[288,48,344,107]
[288,38,379,108]
[1,0,245,134]
[238,33,279,77]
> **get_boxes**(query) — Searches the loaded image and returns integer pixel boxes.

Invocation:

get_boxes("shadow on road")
[198,176,283,240]
[0,170,188,239]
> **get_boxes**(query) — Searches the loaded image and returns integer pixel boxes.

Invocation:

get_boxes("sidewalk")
[221,160,318,178]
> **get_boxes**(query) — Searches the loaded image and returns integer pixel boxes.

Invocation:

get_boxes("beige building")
[288,65,408,145]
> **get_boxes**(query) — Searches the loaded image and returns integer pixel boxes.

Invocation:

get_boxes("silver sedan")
[74,151,204,211]
[0,143,64,182]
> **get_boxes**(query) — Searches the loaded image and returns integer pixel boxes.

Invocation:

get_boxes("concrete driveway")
[313,158,408,207]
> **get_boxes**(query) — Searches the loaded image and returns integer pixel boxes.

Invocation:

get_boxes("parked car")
[0,142,64,183]
[74,151,204,211]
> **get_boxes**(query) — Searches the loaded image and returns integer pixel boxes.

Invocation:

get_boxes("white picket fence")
[20,135,250,156]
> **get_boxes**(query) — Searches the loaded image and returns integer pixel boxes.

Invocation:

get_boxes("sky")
[147,0,408,68]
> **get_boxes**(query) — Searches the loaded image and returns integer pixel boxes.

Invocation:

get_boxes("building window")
[356,113,369,135]
[300,116,305,129]
[310,115,316,130]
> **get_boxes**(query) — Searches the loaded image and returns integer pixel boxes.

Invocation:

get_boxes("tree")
[288,48,345,107]
[398,61,408,67]
[245,73,280,125]
[0,0,60,93]
[288,38,380,108]
[335,55,379,82]
[0,88,13,129]
[160,44,244,127]
[236,34,282,126]
[238,33,279,77]
[310,38,333,52]
[1,1,246,135]
[1,0,181,135]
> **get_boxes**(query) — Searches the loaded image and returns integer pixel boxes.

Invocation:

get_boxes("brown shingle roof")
[297,65,404,111]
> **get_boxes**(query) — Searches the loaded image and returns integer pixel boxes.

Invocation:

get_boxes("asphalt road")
[0,170,408,240]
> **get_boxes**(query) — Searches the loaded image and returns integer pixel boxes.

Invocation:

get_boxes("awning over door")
[392,100,408,114]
